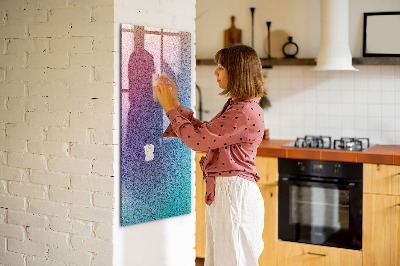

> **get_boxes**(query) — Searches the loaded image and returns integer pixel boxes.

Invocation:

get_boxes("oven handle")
[280,177,357,189]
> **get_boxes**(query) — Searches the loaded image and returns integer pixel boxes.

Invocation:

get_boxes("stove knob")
[298,161,305,171]
[334,164,341,174]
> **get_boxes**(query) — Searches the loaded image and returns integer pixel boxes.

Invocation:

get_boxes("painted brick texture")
[0,0,114,265]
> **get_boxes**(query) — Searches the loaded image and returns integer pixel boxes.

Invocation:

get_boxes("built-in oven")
[278,158,363,250]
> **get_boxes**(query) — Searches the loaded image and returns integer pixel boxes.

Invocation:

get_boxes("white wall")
[196,0,400,58]
[0,0,115,265]
[113,1,197,266]
[196,0,400,145]
[197,65,400,145]
[263,65,400,144]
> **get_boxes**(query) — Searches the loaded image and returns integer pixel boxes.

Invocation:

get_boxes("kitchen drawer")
[364,164,400,196]
[255,156,278,186]
[276,241,362,266]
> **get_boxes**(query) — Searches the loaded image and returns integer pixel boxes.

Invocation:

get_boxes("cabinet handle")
[307,252,328,256]
[397,204,400,207]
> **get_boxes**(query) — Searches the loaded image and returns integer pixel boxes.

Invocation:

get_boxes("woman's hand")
[153,77,175,114]
[160,76,180,109]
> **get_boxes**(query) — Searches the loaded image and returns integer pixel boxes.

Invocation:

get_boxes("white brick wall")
[7,39,48,54]
[8,210,49,229]
[8,239,47,257]
[0,0,114,265]
[50,216,92,236]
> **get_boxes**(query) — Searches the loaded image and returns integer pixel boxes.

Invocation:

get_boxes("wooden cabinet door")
[364,164,400,196]
[259,185,278,266]
[195,152,207,258]
[255,156,278,186]
[276,241,362,266]
[363,193,400,266]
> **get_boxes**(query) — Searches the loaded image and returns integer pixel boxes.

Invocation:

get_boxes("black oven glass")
[278,158,362,250]
[291,186,350,230]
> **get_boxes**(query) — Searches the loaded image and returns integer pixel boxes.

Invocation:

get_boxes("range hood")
[314,0,358,71]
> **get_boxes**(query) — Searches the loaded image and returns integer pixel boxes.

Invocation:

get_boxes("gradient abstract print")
[120,24,191,226]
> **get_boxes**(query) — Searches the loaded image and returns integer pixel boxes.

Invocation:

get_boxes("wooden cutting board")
[224,16,242,48]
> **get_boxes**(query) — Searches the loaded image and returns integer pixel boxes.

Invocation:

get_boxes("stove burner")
[333,137,370,151]
[286,136,372,151]
[295,135,332,149]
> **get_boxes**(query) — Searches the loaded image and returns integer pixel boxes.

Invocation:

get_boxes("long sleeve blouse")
[162,97,265,205]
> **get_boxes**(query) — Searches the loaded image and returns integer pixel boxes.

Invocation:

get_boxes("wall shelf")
[352,57,400,65]
[196,57,400,67]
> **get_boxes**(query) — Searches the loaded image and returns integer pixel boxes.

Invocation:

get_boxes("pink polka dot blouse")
[162,97,265,205]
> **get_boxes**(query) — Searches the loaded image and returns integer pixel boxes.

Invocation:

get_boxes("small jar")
[263,129,270,140]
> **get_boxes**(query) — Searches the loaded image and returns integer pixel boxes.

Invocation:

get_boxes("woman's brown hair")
[214,44,266,99]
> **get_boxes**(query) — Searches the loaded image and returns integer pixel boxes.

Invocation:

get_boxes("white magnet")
[144,143,155,161]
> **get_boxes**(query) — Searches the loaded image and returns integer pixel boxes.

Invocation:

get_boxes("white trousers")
[205,176,264,266]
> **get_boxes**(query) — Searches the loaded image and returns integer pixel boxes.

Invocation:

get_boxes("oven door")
[278,176,362,250]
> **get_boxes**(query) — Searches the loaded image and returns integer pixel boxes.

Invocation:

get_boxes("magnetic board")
[120,24,192,226]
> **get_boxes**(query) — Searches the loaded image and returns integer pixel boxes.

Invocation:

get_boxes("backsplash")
[195,65,400,145]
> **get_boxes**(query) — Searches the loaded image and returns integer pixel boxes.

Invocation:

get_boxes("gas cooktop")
[282,135,375,151]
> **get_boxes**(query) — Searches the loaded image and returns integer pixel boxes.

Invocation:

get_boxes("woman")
[154,44,266,266]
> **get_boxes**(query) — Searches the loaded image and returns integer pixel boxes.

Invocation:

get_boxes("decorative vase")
[282,36,299,58]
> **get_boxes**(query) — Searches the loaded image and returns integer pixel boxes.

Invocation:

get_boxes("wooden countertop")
[257,139,400,165]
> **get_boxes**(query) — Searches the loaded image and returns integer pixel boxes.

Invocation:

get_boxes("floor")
[195,257,205,266]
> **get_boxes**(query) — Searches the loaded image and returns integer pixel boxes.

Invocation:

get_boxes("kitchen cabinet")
[254,156,278,186]
[255,157,278,266]
[195,152,207,258]
[363,163,400,196]
[363,193,400,266]
[259,184,278,266]
[195,154,400,265]
[195,154,279,266]
[363,164,400,266]
[276,241,362,266]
